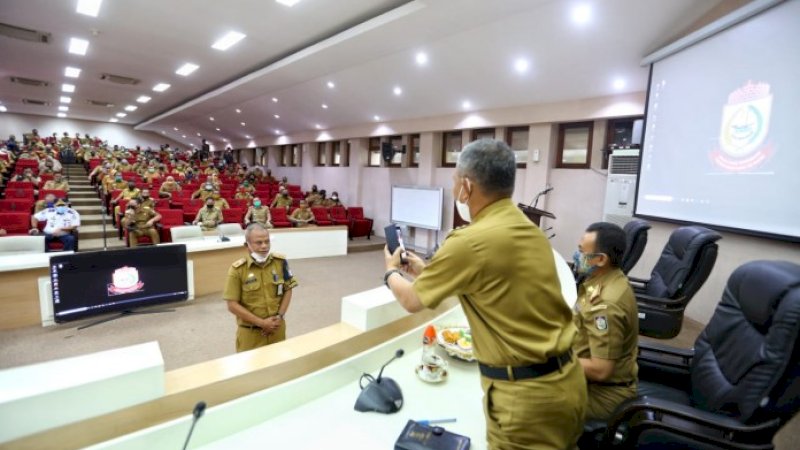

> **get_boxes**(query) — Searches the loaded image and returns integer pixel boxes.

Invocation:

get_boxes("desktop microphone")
[354,349,404,414]
[529,185,554,208]
[181,401,206,450]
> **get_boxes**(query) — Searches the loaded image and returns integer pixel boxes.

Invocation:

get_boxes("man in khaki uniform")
[139,189,156,209]
[193,198,223,230]
[244,198,272,228]
[289,201,315,227]
[223,223,298,352]
[572,222,638,420]
[112,182,141,221]
[192,183,216,200]
[42,173,70,193]
[122,198,161,247]
[210,193,230,210]
[384,139,586,450]
[271,189,293,209]
[159,176,181,198]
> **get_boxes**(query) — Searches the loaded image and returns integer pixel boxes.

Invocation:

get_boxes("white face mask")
[455,181,471,223]
[250,251,269,264]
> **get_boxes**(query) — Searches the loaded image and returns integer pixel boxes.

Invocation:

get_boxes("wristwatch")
[384,269,402,288]
[277,312,285,320]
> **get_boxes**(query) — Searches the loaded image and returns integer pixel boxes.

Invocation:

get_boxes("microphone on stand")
[354,349,405,414]
[529,185,553,209]
[181,401,206,450]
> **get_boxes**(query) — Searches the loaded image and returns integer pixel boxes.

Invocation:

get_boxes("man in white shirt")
[30,199,80,251]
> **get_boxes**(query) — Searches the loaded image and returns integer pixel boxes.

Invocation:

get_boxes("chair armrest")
[639,340,694,359]
[636,293,688,307]
[628,276,649,286]
[604,396,781,447]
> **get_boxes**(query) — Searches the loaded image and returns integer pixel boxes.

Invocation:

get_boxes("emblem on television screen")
[107,266,144,295]
[710,81,773,172]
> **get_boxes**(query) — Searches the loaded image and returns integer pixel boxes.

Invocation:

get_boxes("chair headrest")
[667,226,721,260]
[623,219,651,235]
[731,260,800,330]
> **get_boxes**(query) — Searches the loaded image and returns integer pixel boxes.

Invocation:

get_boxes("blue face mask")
[56,206,67,214]
[573,250,601,277]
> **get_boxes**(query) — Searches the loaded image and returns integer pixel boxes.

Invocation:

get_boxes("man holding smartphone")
[384,139,586,449]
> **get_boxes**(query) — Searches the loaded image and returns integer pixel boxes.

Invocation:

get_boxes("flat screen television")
[50,245,189,324]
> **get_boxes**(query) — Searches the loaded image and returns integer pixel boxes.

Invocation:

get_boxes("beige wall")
[0,112,182,149]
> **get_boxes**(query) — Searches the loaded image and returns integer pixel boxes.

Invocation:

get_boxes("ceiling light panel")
[415,52,428,65]
[175,63,199,76]
[212,31,246,51]
[64,67,81,78]
[116,112,127,118]
[136,95,151,103]
[571,4,592,25]
[0,106,7,112]
[68,38,89,55]
[124,105,137,111]
[276,0,302,6]
[62,83,75,93]
[109,118,118,123]
[57,113,67,118]
[76,0,103,17]
[60,96,72,104]
[153,83,171,92]
[58,106,69,111]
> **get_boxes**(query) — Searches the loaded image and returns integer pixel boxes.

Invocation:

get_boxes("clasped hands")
[259,315,282,336]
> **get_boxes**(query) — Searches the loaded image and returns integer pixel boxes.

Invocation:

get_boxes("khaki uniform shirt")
[305,193,322,206]
[195,206,223,229]
[272,195,293,209]
[572,268,638,384]
[105,180,128,195]
[235,191,254,201]
[413,198,574,367]
[290,208,314,222]
[140,198,156,209]
[125,206,157,230]
[246,206,271,225]
[223,253,299,325]
[159,182,181,195]
[322,198,342,208]
[193,188,215,200]
[43,180,69,192]
[212,198,230,210]
[118,188,141,201]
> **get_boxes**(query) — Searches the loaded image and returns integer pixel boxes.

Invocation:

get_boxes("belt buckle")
[506,366,515,382]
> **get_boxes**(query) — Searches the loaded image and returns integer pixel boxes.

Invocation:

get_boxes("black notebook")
[394,420,470,450]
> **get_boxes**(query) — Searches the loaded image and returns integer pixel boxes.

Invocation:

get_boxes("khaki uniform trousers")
[481,359,587,450]
[235,321,286,352]
[129,227,160,247]
[586,383,637,421]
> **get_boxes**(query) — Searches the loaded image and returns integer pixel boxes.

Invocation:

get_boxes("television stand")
[77,307,176,330]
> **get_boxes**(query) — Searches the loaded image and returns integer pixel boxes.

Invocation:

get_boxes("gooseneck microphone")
[355,349,405,414]
[377,349,405,382]
[182,401,206,450]
[530,185,554,209]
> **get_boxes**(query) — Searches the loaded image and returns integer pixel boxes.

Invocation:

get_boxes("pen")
[417,418,457,426]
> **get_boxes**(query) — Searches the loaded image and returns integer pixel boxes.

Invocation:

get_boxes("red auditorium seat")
[222,208,244,223]
[270,208,292,228]
[38,189,67,200]
[329,206,350,226]
[0,212,32,236]
[348,207,373,240]
[0,199,34,213]
[182,199,204,223]
[157,209,185,243]
[311,207,332,226]
[5,181,35,190]
[5,188,35,201]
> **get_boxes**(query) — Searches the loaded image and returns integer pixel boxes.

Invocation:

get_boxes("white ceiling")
[0,0,724,148]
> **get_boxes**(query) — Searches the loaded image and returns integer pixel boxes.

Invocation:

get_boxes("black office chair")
[581,260,800,450]
[620,219,651,274]
[630,225,721,338]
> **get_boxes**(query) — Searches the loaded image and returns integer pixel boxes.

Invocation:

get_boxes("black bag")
[394,420,470,450]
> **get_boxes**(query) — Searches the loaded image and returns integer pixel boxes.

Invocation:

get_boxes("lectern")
[517,203,555,227]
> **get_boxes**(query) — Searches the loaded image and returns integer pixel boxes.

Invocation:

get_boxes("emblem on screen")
[107,266,144,296]
[710,81,773,172]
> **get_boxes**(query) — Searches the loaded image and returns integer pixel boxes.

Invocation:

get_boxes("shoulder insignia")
[595,315,608,331]
[271,252,287,260]
[589,304,608,312]
[232,258,246,268]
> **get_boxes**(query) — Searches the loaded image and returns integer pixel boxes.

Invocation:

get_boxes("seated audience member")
[289,201,315,228]
[305,185,322,205]
[104,171,128,196]
[192,182,217,200]
[244,198,272,228]
[239,180,255,196]
[271,189,293,210]
[572,222,638,420]
[234,186,253,201]
[139,189,156,209]
[142,165,161,184]
[15,168,41,185]
[34,193,58,214]
[211,192,230,210]
[112,181,141,220]
[322,191,343,208]
[39,155,62,173]
[30,199,80,251]
[6,135,19,153]
[43,172,70,193]
[159,176,182,198]
[193,198,223,230]
[122,198,161,247]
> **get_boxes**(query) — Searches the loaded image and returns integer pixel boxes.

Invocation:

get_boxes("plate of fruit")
[436,326,475,362]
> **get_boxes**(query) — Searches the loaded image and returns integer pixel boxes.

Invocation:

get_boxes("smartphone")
[384,224,408,264]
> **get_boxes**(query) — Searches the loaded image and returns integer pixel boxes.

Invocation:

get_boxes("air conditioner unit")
[603,149,640,227]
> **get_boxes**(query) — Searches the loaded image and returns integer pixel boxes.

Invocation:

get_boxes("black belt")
[239,324,260,329]
[591,379,636,387]
[479,350,573,381]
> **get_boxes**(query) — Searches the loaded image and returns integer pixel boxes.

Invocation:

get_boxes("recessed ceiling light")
[76,0,103,17]
[57,113,67,118]
[274,114,280,119]
[153,83,171,92]
[116,112,127,118]
[110,118,119,123]
[62,83,75,93]
[58,106,69,112]
[173,127,179,131]
[215,128,221,131]
[571,4,592,25]
[415,52,428,66]
[275,0,301,6]
[209,117,214,121]
[612,77,626,90]
[182,135,187,138]
[64,66,81,78]
[236,108,242,113]
[373,115,381,121]
[241,122,246,126]
[223,138,229,142]
[272,97,278,103]
[0,105,7,112]
[60,96,72,104]
[124,105,137,112]
[245,135,251,139]
[462,100,472,110]
[327,81,335,89]
[175,63,199,76]
[274,130,282,135]
[68,38,89,55]
[211,31,246,51]
[196,133,201,137]
[161,130,165,134]
[393,86,403,96]
[513,58,530,74]
[315,124,322,129]
[321,104,328,109]
[136,95,151,103]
